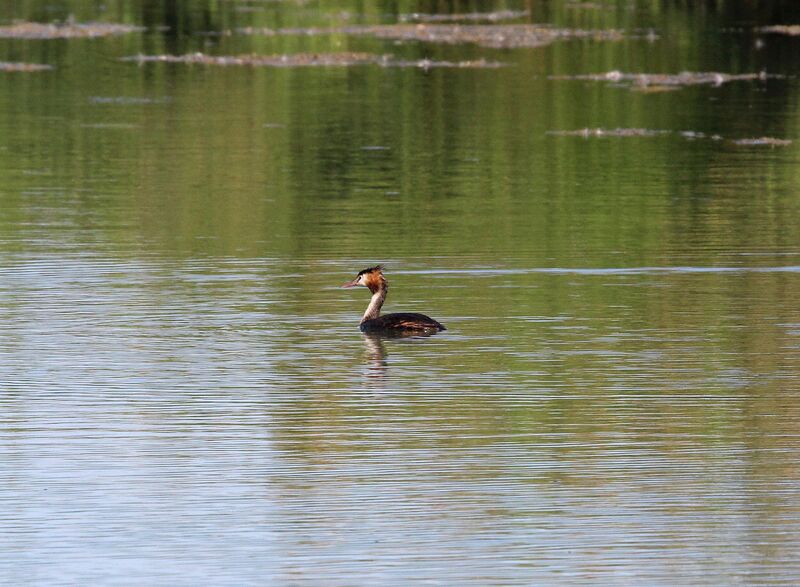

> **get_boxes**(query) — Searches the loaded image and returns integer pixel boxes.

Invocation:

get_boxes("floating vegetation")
[121,52,505,69]
[566,2,615,9]
[758,25,800,36]
[374,24,624,48]
[550,70,770,90]
[89,96,171,105]
[548,128,790,146]
[679,131,723,140]
[0,61,52,72]
[80,123,139,129]
[732,137,792,147]
[398,10,529,23]
[238,24,624,49]
[0,21,144,39]
[547,128,670,138]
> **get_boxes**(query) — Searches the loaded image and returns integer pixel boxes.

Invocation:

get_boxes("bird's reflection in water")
[362,333,388,378]
[361,331,440,380]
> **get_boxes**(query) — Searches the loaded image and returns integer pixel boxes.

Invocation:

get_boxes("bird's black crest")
[357,265,384,277]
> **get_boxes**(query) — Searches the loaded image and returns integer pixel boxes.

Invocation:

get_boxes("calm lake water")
[2,1,800,585]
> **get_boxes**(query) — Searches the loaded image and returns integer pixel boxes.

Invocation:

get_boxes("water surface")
[2,1,800,585]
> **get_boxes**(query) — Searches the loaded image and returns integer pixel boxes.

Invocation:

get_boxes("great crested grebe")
[342,265,446,333]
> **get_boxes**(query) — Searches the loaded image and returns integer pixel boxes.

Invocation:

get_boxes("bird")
[342,265,446,333]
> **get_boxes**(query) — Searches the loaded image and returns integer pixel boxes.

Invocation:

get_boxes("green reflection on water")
[0,1,798,264]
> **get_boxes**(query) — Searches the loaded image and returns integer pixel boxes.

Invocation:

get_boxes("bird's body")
[360,312,445,333]
[342,266,446,333]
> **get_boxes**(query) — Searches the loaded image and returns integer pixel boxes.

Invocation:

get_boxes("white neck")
[361,287,386,322]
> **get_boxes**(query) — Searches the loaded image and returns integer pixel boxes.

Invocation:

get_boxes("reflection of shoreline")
[362,331,442,380]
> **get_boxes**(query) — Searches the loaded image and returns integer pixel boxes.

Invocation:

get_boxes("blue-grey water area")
[2,1,800,585]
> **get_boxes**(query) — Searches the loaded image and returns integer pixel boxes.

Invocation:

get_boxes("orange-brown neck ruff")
[363,271,387,294]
